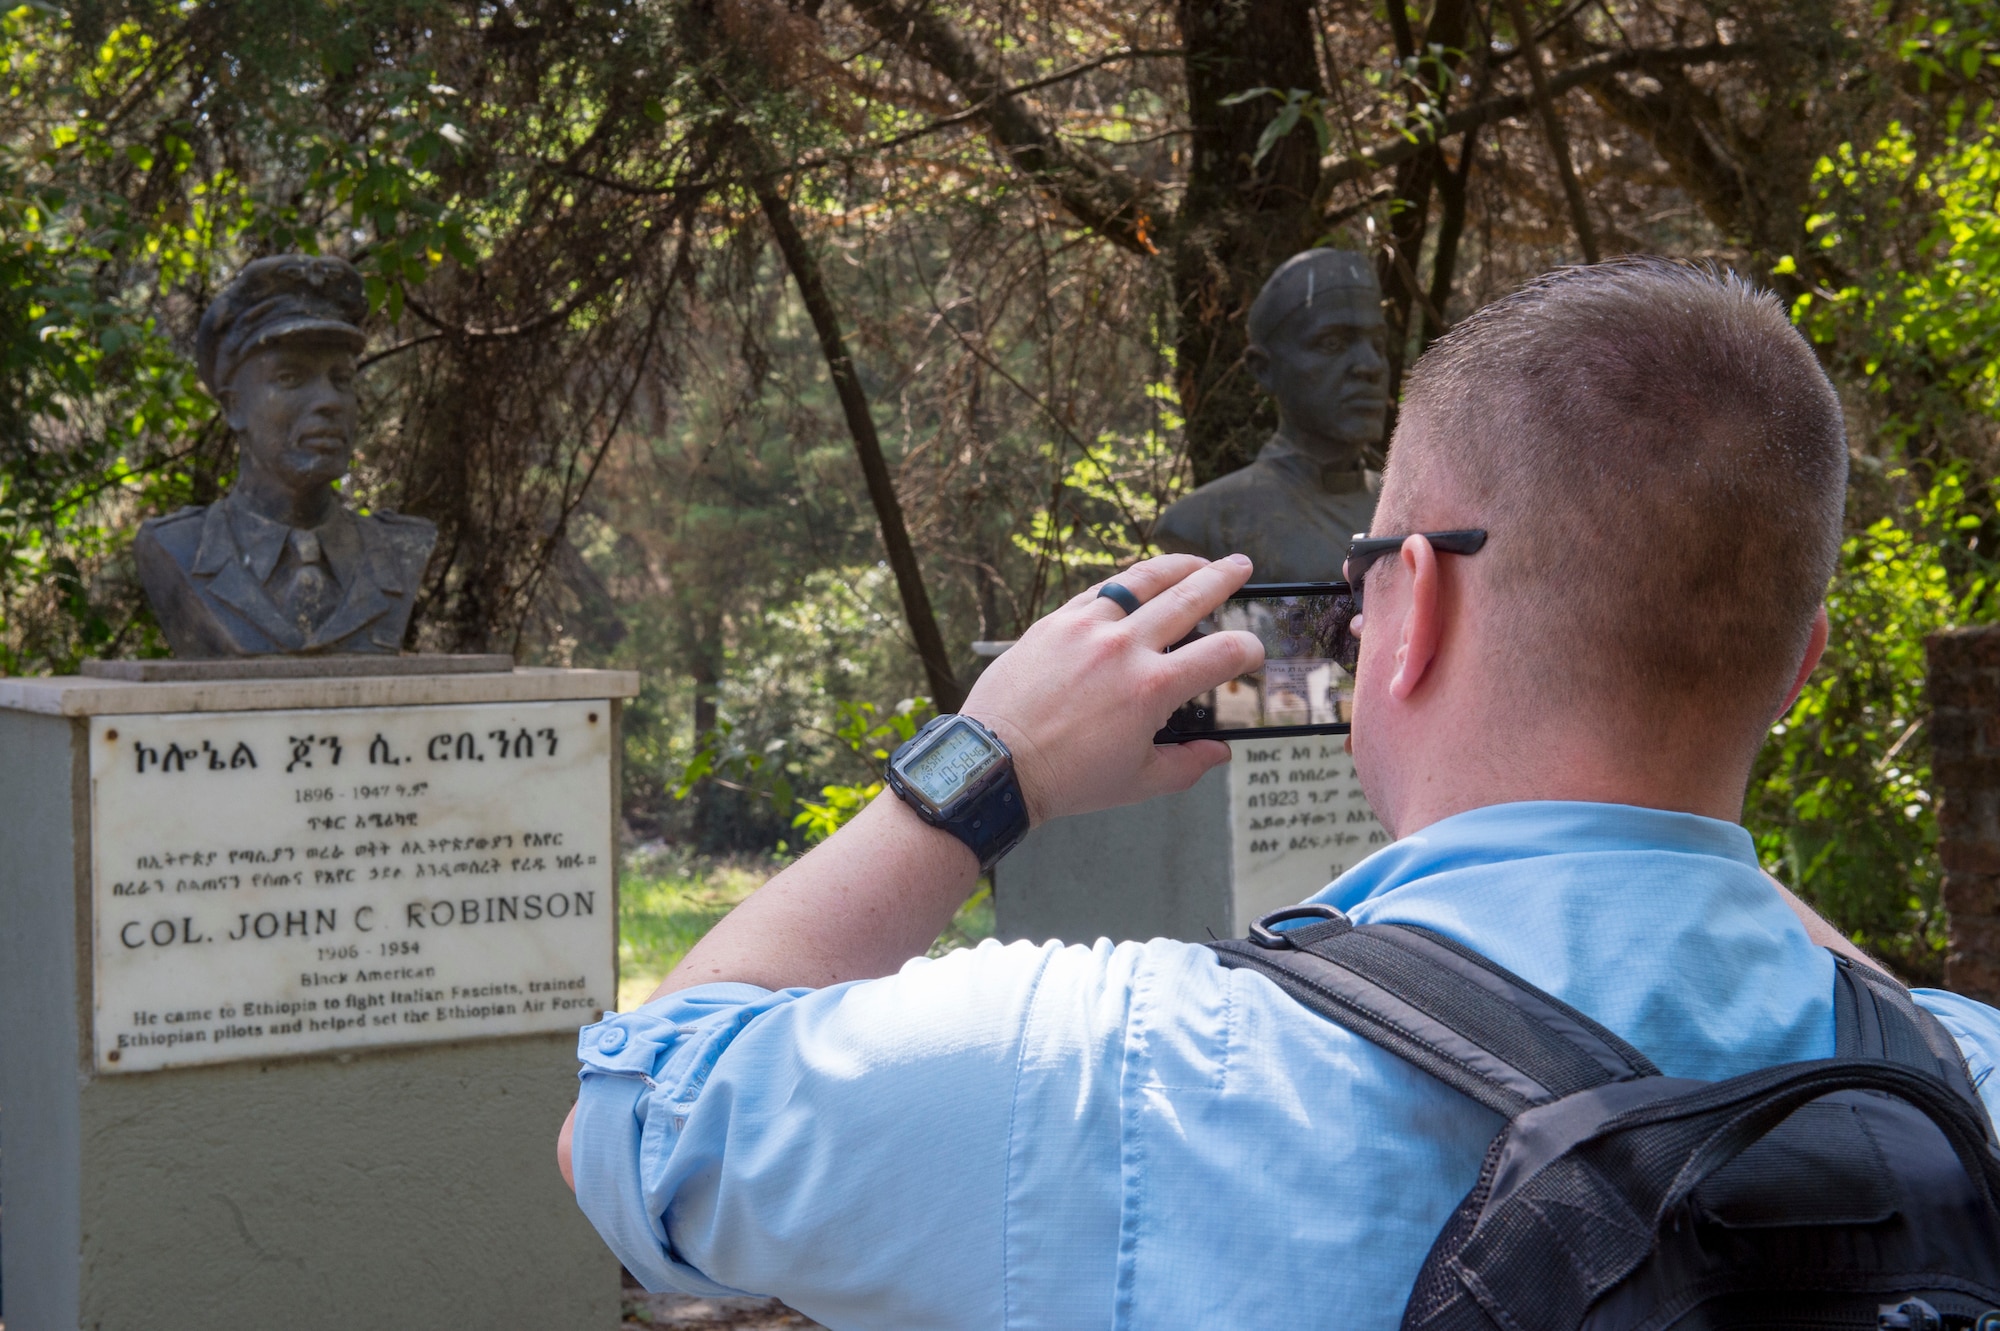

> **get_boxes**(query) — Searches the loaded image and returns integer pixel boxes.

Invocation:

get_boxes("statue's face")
[223,340,359,494]
[1249,285,1389,459]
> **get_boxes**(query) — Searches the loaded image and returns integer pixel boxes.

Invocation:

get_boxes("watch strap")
[943,767,1030,871]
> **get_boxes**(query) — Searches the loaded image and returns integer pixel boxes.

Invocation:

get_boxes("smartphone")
[1155,582,1359,743]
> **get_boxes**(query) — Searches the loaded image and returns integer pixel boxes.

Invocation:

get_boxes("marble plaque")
[89,699,615,1073]
[1229,735,1388,930]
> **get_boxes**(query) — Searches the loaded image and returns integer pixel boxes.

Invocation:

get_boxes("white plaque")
[1229,736,1388,930]
[89,699,615,1073]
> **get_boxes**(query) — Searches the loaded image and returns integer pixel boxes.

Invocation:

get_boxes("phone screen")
[1158,582,1358,742]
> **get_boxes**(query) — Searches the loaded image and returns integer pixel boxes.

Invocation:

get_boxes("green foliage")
[1219,87,1333,166]
[1,6,213,668]
[1794,109,2000,444]
[1747,468,1999,982]
[616,847,994,1009]
[671,688,934,847]
[928,885,996,958]
[617,848,774,1010]
[1750,5,2000,979]
[790,697,931,845]
[1011,373,1187,575]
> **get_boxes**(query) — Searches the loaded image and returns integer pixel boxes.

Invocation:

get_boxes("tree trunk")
[1172,0,1325,487]
[757,184,966,714]
[1420,129,1480,356]
[681,602,723,844]
[1378,0,1476,399]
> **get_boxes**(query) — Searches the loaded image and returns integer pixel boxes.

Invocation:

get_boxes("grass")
[617,847,996,1011]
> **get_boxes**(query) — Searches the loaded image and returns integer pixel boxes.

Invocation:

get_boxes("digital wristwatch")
[884,714,1030,871]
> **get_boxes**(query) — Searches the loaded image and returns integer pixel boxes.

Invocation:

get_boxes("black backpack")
[1211,905,2000,1331]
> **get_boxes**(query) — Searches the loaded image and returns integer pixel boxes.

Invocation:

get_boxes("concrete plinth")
[0,667,637,1330]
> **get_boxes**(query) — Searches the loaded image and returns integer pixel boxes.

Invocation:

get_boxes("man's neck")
[231,469,337,529]
[1371,707,1757,839]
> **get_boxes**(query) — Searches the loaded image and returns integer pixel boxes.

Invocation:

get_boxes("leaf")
[1219,86,1276,107]
[1252,97,1304,166]
[1304,102,1332,156]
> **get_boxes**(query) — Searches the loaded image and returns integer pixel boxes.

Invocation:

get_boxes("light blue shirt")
[571,802,2000,1330]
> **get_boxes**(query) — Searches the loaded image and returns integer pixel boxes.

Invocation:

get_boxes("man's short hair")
[1388,258,1847,721]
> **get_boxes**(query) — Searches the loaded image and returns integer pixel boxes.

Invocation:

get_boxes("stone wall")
[1926,625,2000,1004]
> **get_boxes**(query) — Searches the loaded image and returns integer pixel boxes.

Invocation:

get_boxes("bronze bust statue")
[1153,250,1387,580]
[135,256,436,657]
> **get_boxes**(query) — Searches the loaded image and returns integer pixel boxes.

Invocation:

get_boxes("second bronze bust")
[1153,250,1388,581]
[135,255,436,657]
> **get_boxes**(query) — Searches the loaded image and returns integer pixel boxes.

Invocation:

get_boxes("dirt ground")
[623,1291,826,1329]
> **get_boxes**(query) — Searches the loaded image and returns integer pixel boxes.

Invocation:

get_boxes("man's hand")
[962,553,1265,825]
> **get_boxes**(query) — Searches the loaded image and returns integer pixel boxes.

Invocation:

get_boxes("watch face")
[905,719,1004,809]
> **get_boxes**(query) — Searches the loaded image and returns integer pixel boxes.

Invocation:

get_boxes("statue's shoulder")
[135,505,210,565]
[355,507,438,583]
[357,507,438,546]
[139,504,207,533]
[1157,464,1271,536]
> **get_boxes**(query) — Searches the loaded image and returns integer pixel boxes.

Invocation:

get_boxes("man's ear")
[1389,535,1442,701]
[1245,345,1273,394]
[1775,604,1830,719]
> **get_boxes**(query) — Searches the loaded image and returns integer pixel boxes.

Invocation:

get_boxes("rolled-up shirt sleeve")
[570,939,1076,1329]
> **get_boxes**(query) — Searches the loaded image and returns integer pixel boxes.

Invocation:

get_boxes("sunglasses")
[1342,530,1488,613]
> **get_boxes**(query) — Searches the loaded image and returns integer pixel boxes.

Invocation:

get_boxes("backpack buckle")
[1249,905,1350,949]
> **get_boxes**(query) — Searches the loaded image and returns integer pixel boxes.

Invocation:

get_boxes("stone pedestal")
[0,666,637,1330]
[995,736,1387,944]
[1927,628,2000,1005]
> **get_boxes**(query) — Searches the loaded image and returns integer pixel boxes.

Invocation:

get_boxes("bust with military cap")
[135,255,436,658]
[1153,249,1388,580]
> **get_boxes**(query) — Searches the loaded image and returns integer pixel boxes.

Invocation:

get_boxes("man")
[560,261,2000,1329]
[135,254,435,657]
[1153,248,1387,579]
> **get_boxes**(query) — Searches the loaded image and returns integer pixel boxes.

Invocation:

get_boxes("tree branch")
[1504,0,1600,262]
[757,181,966,713]
[1316,41,1756,202]
[844,0,1157,255]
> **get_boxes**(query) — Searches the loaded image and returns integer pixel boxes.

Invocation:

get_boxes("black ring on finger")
[1097,582,1142,616]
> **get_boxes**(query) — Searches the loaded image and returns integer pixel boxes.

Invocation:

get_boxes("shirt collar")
[1298,802,1831,1079]
[222,493,362,585]
[221,496,289,582]
[1308,801,1762,915]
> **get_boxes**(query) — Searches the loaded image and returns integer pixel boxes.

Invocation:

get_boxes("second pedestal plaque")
[1229,736,1389,928]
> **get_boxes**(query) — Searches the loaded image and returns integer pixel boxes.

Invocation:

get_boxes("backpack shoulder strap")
[1832,954,1991,1133]
[1210,907,1659,1120]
